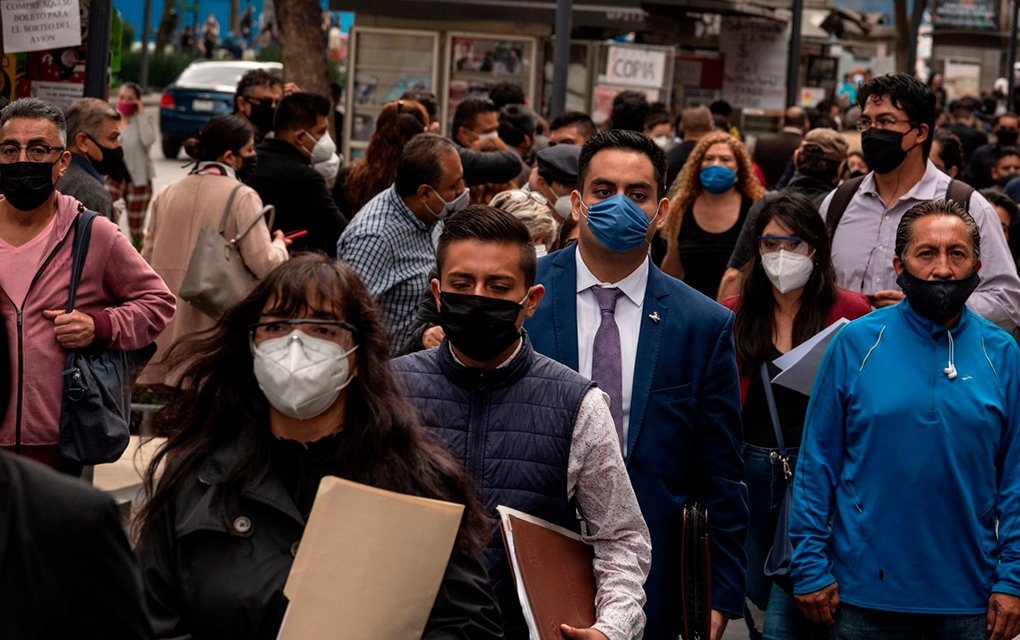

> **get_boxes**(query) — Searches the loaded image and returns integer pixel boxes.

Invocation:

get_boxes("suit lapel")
[626,267,670,458]
[550,247,580,370]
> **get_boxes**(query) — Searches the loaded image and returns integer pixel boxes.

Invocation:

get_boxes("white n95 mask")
[252,330,357,420]
[761,250,814,294]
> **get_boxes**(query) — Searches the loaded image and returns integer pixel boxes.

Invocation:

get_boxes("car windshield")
[177,65,278,87]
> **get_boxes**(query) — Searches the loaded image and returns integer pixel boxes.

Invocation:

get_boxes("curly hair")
[342,100,429,214]
[133,255,489,553]
[664,131,764,242]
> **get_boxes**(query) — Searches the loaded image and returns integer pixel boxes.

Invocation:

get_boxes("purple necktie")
[591,285,625,448]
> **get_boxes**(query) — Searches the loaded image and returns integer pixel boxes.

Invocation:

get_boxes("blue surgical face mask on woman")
[579,193,657,252]
[700,164,738,193]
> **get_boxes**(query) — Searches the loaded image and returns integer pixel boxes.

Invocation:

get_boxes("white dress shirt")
[575,250,649,452]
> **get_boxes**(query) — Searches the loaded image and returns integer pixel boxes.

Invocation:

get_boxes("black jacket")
[0,450,151,640]
[136,434,504,640]
[245,138,348,256]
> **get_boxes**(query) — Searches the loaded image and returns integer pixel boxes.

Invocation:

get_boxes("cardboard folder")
[277,476,464,640]
[497,506,597,640]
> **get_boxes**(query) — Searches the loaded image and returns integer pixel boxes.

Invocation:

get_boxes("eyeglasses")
[0,142,64,164]
[244,96,280,109]
[758,235,813,256]
[856,116,912,132]
[249,318,358,347]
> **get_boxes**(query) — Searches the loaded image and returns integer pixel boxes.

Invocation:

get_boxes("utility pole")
[84,0,113,98]
[549,0,573,119]
[786,0,804,107]
[140,0,154,90]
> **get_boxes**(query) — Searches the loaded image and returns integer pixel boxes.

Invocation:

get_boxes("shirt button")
[291,541,300,557]
[233,516,253,534]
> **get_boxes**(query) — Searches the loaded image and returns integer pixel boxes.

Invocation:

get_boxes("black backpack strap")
[946,179,974,212]
[825,174,866,237]
[65,207,100,314]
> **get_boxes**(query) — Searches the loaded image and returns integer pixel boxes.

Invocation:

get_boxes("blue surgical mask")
[700,165,737,193]
[580,193,655,252]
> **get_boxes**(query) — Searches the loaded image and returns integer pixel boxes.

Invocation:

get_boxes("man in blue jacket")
[790,199,1020,639]
[526,129,748,639]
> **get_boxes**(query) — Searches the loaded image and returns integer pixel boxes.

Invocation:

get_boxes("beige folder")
[278,476,465,640]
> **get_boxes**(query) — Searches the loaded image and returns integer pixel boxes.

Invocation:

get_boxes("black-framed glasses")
[249,318,358,347]
[855,116,913,132]
[0,142,64,163]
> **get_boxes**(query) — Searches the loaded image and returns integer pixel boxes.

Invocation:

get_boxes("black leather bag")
[760,362,795,594]
[58,210,156,466]
[680,502,711,640]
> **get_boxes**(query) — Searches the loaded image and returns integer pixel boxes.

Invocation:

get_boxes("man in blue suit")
[526,130,748,640]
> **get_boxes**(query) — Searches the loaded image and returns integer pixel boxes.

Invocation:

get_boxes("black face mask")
[86,134,129,182]
[247,100,276,135]
[439,291,525,362]
[862,128,913,175]
[0,161,56,211]
[237,154,257,182]
[848,169,869,180]
[896,268,980,325]
[998,130,1019,146]
[997,172,1019,188]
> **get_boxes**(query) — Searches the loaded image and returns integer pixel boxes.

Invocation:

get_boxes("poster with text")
[720,16,789,111]
[1,0,82,53]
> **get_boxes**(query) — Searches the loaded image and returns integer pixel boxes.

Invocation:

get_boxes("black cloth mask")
[247,101,276,136]
[998,130,1019,147]
[439,291,525,362]
[896,268,980,325]
[86,134,129,182]
[862,128,913,175]
[0,161,56,211]
[237,154,258,182]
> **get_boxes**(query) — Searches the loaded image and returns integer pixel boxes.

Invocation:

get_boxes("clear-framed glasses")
[492,189,549,207]
[249,318,358,348]
[856,116,912,132]
[0,142,64,164]
[758,235,813,256]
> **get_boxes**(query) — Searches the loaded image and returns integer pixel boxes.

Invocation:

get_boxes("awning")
[641,0,790,22]
[329,0,649,31]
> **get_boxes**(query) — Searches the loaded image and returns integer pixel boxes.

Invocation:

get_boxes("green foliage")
[115,50,195,90]
[255,44,282,62]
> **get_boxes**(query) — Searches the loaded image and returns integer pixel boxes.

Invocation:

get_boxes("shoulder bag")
[178,183,275,317]
[59,209,157,466]
[761,361,795,593]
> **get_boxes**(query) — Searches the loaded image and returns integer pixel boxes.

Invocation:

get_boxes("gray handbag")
[179,184,275,317]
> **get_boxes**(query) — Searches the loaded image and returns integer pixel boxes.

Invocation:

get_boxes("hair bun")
[182,137,203,160]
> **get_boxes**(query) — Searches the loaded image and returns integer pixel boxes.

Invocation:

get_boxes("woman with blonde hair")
[661,130,765,297]
[333,99,430,217]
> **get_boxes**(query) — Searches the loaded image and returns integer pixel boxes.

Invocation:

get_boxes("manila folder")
[498,505,597,640]
[279,476,464,640]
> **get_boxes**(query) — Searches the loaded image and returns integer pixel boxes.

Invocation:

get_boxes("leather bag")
[59,210,156,466]
[178,183,274,317]
[760,362,795,594]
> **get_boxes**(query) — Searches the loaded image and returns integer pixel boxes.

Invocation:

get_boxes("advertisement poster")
[1,0,82,53]
[720,16,789,111]
[17,0,90,106]
[933,0,999,30]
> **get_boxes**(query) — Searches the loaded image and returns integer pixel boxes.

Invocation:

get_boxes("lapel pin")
[649,312,661,324]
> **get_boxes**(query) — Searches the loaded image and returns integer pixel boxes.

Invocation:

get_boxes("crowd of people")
[4,69,1020,640]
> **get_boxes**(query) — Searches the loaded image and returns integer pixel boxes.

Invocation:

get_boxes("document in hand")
[278,477,464,640]
[497,506,597,640]
[771,317,851,395]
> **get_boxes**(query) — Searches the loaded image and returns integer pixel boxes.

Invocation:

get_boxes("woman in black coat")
[133,254,503,639]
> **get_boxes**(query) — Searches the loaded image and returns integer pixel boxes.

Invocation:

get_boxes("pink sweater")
[0,193,175,447]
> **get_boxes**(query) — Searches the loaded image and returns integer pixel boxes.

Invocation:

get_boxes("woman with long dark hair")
[722,193,870,640]
[133,255,501,639]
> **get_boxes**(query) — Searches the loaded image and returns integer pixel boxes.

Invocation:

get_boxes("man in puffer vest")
[392,205,651,640]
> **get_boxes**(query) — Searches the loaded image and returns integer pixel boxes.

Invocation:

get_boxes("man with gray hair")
[665,104,714,188]
[0,98,174,474]
[338,133,467,353]
[790,199,1020,639]
[56,97,127,219]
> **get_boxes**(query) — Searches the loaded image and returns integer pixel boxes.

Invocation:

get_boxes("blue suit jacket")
[526,246,748,639]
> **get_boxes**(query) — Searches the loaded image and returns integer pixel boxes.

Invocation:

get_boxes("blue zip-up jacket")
[790,301,1020,613]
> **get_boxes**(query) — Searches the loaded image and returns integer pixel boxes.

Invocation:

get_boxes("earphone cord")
[945,330,956,379]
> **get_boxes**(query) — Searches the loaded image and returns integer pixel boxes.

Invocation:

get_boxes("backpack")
[824,175,974,236]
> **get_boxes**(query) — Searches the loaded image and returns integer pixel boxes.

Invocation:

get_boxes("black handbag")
[58,210,156,466]
[679,502,711,640]
[761,361,795,594]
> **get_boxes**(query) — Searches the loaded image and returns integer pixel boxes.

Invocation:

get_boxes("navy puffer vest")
[392,333,595,639]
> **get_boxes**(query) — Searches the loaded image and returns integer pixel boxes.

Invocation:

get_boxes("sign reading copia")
[2,0,82,53]
[604,46,667,89]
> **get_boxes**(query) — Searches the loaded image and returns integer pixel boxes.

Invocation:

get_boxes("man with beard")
[821,73,1020,329]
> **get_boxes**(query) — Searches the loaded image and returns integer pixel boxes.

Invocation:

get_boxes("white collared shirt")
[575,250,649,451]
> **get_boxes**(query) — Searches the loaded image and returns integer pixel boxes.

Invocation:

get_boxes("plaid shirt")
[337,186,439,352]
